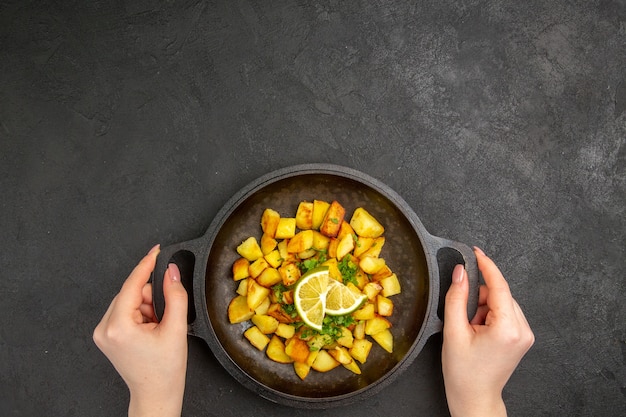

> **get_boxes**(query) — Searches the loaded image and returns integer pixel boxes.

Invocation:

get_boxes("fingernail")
[473,246,485,257]
[148,244,161,256]
[168,263,181,282]
[452,264,465,283]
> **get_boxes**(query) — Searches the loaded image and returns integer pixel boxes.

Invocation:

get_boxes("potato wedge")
[251,314,280,334]
[343,359,362,375]
[297,248,317,259]
[246,279,270,310]
[327,237,339,259]
[256,267,282,287]
[371,264,393,281]
[359,256,386,274]
[328,346,353,365]
[336,326,354,348]
[336,233,355,260]
[294,350,317,380]
[352,320,366,340]
[349,207,384,238]
[278,262,301,286]
[266,336,294,364]
[362,282,383,301]
[264,250,283,269]
[352,236,375,258]
[228,295,254,324]
[349,338,373,363]
[287,230,313,253]
[260,233,278,255]
[275,323,296,339]
[237,237,263,261]
[275,218,296,239]
[365,316,392,335]
[232,257,250,281]
[352,302,376,321]
[311,231,330,251]
[285,337,310,363]
[312,200,330,230]
[362,237,385,258]
[371,328,393,353]
[236,278,248,296]
[276,239,295,264]
[254,296,271,315]
[376,295,394,316]
[248,257,269,279]
[337,220,355,240]
[295,201,314,230]
[311,349,340,372]
[261,208,280,238]
[321,258,342,281]
[354,268,369,289]
[380,273,401,297]
[244,326,271,351]
[319,200,345,238]
[294,361,311,380]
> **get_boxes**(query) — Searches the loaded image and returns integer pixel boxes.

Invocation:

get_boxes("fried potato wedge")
[311,349,340,372]
[266,335,294,364]
[349,207,384,238]
[228,295,254,324]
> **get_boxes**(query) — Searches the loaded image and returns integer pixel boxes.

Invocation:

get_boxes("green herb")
[301,314,356,345]
[338,256,359,286]
[300,258,320,272]
[321,314,355,340]
[282,303,297,317]
[330,217,339,224]
[272,283,288,302]
[272,283,299,318]
[298,251,328,274]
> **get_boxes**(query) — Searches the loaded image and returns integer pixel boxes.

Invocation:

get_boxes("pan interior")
[205,173,428,398]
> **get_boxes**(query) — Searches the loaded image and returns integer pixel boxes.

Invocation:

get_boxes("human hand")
[93,245,189,417]
[442,247,534,417]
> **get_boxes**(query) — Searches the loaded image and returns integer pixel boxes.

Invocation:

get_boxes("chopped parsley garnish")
[322,314,355,339]
[298,251,327,273]
[338,256,359,286]
[301,314,355,345]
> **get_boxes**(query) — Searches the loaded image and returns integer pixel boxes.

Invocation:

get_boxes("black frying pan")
[152,164,479,408]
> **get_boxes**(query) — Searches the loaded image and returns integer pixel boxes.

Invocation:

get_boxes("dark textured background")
[1,1,624,416]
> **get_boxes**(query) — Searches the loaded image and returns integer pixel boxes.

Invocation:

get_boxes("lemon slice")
[294,266,330,331]
[325,279,367,315]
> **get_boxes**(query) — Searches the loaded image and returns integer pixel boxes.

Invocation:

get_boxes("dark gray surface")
[1,1,624,416]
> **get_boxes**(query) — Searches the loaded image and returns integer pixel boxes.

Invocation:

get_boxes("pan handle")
[152,238,206,338]
[424,235,480,335]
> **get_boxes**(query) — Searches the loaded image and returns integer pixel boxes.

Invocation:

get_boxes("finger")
[470,304,490,325]
[158,263,189,334]
[474,247,510,293]
[443,264,472,337]
[141,283,153,305]
[139,302,157,323]
[474,248,515,313]
[477,285,489,306]
[116,245,160,309]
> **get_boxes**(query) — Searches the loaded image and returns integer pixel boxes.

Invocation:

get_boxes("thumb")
[443,264,472,337]
[159,263,189,333]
